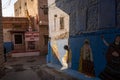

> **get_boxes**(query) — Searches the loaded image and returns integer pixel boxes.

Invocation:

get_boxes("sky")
[2,0,17,17]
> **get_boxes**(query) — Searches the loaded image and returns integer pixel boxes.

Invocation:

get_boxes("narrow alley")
[0,0,120,80]
[0,56,45,80]
[0,55,78,80]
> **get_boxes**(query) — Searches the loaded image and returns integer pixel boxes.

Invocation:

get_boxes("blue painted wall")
[48,42,60,65]
[47,29,120,78]
[48,0,120,79]
[47,39,68,66]
[69,28,120,76]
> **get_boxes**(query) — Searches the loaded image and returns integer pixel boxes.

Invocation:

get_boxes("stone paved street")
[0,56,45,80]
[0,56,78,80]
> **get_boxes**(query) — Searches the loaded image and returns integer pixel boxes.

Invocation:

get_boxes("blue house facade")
[48,0,120,79]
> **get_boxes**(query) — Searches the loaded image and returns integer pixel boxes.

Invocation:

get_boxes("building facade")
[2,17,31,53]
[48,0,120,79]
[0,0,5,78]
[14,0,48,54]
[48,0,69,66]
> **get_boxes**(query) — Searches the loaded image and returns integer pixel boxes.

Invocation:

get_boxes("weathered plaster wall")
[2,17,29,42]
[38,0,48,25]
[54,0,117,35]
[2,17,29,53]
[14,0,38,17]
[48,0,120,78]
[3,28,12,42]
[48,0,69,40]
[15,0,48,54]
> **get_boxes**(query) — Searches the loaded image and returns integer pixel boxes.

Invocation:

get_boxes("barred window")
[14,34,22,44]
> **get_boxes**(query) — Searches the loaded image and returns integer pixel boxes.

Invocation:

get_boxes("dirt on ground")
[1,56,79,80]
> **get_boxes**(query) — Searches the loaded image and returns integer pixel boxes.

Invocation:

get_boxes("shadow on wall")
[53,0,120,79]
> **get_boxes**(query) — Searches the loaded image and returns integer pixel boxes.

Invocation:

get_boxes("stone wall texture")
[48,0,69,39]
[86,0,98,31]
[54,0,99,35]
[2,17,29,42]
[14,0,38,17]
[0,0,5,78]
[53,0,120,36]
[14,0,48,54]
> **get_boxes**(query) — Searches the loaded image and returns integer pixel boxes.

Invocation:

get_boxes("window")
[14,34,23,44]
[25,2,27,6]
[60,17,64,29]
[15,9,17,12]
[44,35,48,45]
[54,15,57,31]
[19,6,21,14]
[40,5,48,15]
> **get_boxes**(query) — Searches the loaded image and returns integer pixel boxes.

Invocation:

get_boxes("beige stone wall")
[14,0,38,17]
[2,17,29,29]
[48,0,69,39]
[14,0,48,23]
[0,0,5,77]
[2,17,29,51]
[3,28,12,42]
[14,0,38,30]
[14,0,49,27]
[14,0,48,54]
